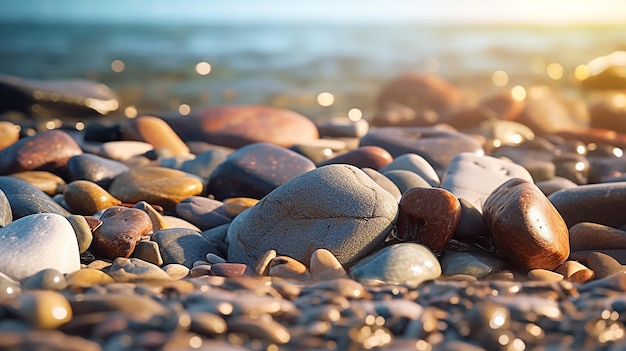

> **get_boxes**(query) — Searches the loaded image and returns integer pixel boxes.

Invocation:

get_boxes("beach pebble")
[65,268,114,289]
[382,169,432,194]
[440,250,505,277]
[441,152,533,212]
[0,121,20,151]
[0,189,11,228]
[134,201,169,232]
[372,101,439,127]
[64,215,94,254]
[527,269,563,281]
[10,290,72,329]
[97,140,154,161]
[555,260,589,279]
[480,91,526,121]
[549,182,626,228]
[175,197,231,230]
[92,207,152,259]
[227,164,398,267]
[9,171,66,196]
[442,106,497,130]
[361,168,402,201]
[106,257,171,282]
[268,255,310,280]
[453,198,490,248]
[317,145,392,170]
[228,315,291,344]
[309,248,348,280]
[130,240,163,266]
[569,222,626,251]
[360,127,483,172]
[535,176,577,196]
[207,142,315,200]
[350,243,441,286]
[66,153,129,188]
[0,176,70,219]
[222,197,258,217]
[108,166,204,210]
[162,263,189,280]
[209,262,257,278]
[586,252,626,279]
[589,98,626,132]
[483,178,569,270]
[21,268,67,291]
[165,105,319,148]
[379,153,440,186]
[179,148,229,180]
[63,180,121,215]
[396,187,461,254]
[154,228,223,268]
[0,129,82,176]
[123,115,190,156]
[0,213,80,281]
[0,271,21,298]
[316,117,369,138]
[290,138,348,164]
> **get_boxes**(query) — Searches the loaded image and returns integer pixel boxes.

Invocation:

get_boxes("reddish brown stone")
[317,146,393,170]
[483,178,570,271]
[568,269,595,284]
[377,73,462,112]
[92,207,153,259]
[209,263,257,278]
[0,130,82,176]
[396,187,461,254]
[164,105,319,149]
[569,222,626,252]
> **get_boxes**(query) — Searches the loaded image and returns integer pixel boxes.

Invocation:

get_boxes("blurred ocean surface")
[1,21,625,120]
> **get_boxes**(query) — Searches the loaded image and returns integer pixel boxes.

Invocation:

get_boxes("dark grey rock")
[154,228,224,268]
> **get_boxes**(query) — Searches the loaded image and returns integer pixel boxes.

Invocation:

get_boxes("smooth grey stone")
[382,169,431,194]
[549,182,626,228]
[201,223,230,244]
[154,228,224,268]
[180,149,229,180]
[441,152,533,212]
[227,164,398,267]
[21,268,67,290]
[536,176,577,196]
[175,196,232,231]
[66,153,129,189]
[379,153,440,186]
[106,257,170,282]
[361,168,401,202]
[0,176,70,219]
[521,159,556,182]
[350,243,441,286]
[131,240,164,266]
[65,215,93,254]
[553,152,589,185]
[440,250,505,277]
[0,271,20,299]
[0,189,11,228]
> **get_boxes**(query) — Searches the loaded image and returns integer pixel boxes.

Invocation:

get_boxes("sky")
[1,0,626,25]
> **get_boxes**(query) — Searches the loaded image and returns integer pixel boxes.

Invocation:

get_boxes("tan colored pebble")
[555,260,589,278]
[569,222,626,251]
[162,215,201,231]
[269,256,310,280]
[222,197,259,217]
[125,115,190,156]
[528,269,564,281]
[309,248,348,280]
[0,121,20,151]
[271,277,302,300]
[189,264,212,277]
[9,171,66,196]
[568,269,595,284]
[254,250,277,276]
[134,201,170,232]
[106,257,171,282]
[86,260,112,270]
[66,268,115,288]
[162,264,190,280]
[189,312,228,335]
[64,180,121,215]
[10,290,72,329]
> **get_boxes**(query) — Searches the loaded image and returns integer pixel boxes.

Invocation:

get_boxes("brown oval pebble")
[209,263,257,278]
[124,115,190,156]
[254,249,277,276]
[92,207,153,259]
[587,252,626,279]
[228,315,291,344]
[483,178,569,271]
[106,257,171,282]
[0,129,83,176]
[9,171,66,196]
[108,166,204,211]
[377,73,462,113]
[64,180,121,215]
[10,290,72,329]
[165,105,319,149]
[569,222,626,251]
[317,146,393,170]
[568,269,595,284]
[66,268,115,289]
[527,269,563,282]
[268,256,310,280]
[309,248,348,280]
[396,187,461,254]
[555,260,589,278]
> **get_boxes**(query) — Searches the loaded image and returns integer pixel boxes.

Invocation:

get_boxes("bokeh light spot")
[179,104,191,115]
[492,70,509,87]
[195,61,212,75]
[348,108,363,121]
[111,59,125,73]
[124,105,137,118]
[511,85,527,102]
[317,92,334,107]
[547,63,563,80]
